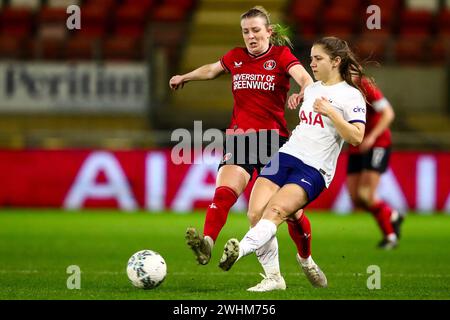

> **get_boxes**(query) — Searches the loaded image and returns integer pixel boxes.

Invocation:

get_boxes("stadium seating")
[0,0,448,151]
[47,0,81,8]
[405,0,439,11]
[37,6,68,40]
[101,35,143,61]
[113,2,151,38]
[286,0,450,65]
[290,0,323,40]
[437,9,450,36]
[399,9,434,37]
[393,35,427,64]
[65,35,98,60]
[0,0,197,61]
[354,32,390,62]
[0,7,35,38]
[9,0,40,9]
[0,34,25,59]
[428,35,450,64]
[1,0,449,65]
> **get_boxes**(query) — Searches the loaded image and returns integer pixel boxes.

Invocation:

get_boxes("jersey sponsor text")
[232,73,275,91]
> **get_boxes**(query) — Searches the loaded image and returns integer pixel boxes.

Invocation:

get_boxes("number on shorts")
[371,147,385,169]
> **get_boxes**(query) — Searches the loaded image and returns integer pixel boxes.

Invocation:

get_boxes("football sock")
[256,236,281,277]
[387,233,397,242]
[204,236,214,249]
[390,210,400,222]
[298,255,314,267]
[238,219,277,259]
[369,201,395,236]
[287,213,312,259]
[203,186,238,242]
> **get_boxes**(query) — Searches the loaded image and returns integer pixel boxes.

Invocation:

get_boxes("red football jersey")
[349,77,392,154]
[220,45,300,137]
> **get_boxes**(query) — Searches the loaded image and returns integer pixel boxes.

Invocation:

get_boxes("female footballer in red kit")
[346,76,405,249]
[169,6,313,291]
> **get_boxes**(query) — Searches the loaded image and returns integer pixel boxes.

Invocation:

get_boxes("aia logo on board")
[263,60,276,70]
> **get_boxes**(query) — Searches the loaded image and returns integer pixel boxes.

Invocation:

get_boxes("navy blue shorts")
[259,152,326,204]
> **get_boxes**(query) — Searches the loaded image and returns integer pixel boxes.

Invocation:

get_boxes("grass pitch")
[0,210,449,300]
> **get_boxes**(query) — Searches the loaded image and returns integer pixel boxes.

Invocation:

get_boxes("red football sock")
[369,201,395,236]
[203,186,238,242]
[287,212,312,259]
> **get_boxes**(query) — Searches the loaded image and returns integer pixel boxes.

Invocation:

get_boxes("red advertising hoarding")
[0,150,448,213]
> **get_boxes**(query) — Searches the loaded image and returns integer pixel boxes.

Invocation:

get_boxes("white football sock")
[256,236,281,278]
[238,219,277,259]
[390,210,399,222]
[204,235,214,249]
[299,255,314,267]
[387,233,397,242]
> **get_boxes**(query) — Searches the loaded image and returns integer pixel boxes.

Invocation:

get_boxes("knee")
[267,204,288,221]
[357,186,374,208]
[247,209,262,227]
[350,193,362,209]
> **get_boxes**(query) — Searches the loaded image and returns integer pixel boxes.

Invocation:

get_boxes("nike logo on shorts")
[301,178,312,186]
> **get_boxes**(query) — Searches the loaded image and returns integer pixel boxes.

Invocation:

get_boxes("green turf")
[0,210,449,300]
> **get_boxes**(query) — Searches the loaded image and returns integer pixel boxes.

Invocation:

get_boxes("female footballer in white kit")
[218,37,367,289]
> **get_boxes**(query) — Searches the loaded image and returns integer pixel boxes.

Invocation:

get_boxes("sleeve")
[279,46,301,74]
[344,91,367,124]
[362,78,389,112]
[220,48,235,73]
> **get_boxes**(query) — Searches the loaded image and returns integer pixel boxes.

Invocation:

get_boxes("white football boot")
[247,273,286,292]
[297,254,328,288]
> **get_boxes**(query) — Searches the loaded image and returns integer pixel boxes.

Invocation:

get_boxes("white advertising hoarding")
[0,62,149,113]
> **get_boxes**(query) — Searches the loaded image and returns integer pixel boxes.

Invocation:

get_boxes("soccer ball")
[126,250,167,289]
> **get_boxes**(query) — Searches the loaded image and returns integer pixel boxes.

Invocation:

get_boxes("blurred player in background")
[346,76,405,249]
[218,37,367,290]
[169,6,313,290]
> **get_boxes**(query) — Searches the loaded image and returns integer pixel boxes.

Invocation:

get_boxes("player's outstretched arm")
[287,64,314,109]
[169,61,225,90]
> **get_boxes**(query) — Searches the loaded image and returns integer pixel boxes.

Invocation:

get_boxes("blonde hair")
[240,6,293,48]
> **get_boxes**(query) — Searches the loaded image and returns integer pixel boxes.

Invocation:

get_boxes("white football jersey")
[280,81,366,187]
